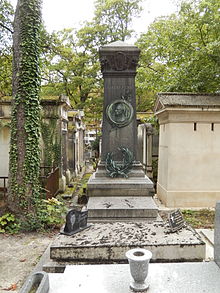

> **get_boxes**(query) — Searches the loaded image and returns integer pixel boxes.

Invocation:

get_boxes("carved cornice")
[100,51,140,74]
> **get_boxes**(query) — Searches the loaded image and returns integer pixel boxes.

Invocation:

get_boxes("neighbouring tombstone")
[214,201,220,268]
[61,209,91,236]
[168,209,185,232]
[155,93,220,208]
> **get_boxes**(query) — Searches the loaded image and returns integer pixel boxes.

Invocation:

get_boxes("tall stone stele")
[87,41,154,198]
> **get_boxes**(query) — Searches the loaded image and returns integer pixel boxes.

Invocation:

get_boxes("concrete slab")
[87,196,158,220]
[199,229,214,245]
[50,222,205,263]
[48,262,220,293]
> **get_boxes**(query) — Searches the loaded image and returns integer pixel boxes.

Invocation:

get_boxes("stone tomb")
[87,41,157,220]
[44,221,205,272]
[155,93,220,207]
[44,202,219,293]
[21,202,220,293]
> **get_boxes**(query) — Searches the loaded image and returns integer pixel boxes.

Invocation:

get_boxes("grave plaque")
[61,209,91,236]
[168,209,185,232]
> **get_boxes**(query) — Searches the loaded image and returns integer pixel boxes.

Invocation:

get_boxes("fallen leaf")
[2,283,17,291]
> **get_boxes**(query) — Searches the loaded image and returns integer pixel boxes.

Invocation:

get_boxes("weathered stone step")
[87,173,154,197]
[50,221,205,263]
[87,196,158,221]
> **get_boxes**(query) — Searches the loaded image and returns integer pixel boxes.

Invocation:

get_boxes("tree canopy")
[40,0,143,122]
[0,0,14,96]
[136,0,220,95]
[1,0,220,111]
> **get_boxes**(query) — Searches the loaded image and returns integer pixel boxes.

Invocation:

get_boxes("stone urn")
[126,248,152,292]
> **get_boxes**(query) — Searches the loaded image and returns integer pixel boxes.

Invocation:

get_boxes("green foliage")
[78,173,92,196]
[41,0,143,112]
[182,209,214,228]
[91,135,100,152]
[136,0,220,93]
[38,197,67,229]
[0,0,14,49]
[0,119,11,129]
[8,0,43,231]
[93,0,143,42]
[41,118,60,170]
[0,0,14,97]
[136,90,157,112]
[0,198,67,233]
[145,116,159,132]
[41,28,101,108]
[83,93,103,125]
[0,213,21,233]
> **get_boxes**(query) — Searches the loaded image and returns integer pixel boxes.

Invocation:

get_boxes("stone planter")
[20,271,49,293]
[126,248,152,292]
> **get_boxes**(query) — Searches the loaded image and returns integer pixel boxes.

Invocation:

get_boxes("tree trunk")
[7,0,42,229]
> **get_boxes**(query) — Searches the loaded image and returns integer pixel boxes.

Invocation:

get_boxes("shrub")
[0,213,21,233]
[38,197,67,229]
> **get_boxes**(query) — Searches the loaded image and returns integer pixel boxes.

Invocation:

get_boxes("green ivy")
[37,197,67,229]
[0,213,21,233]
[8,0,43,230]
[41,118,60,173]
[0,120,11,129]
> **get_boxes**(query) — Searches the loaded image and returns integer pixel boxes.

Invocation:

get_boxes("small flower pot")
[126,248,152,292]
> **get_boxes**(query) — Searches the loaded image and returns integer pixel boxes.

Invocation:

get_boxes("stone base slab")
[87,196,158,220]
[157,182,220,208]
[50,222,205,263]
[87,173,154,197]
[48,262,220,293]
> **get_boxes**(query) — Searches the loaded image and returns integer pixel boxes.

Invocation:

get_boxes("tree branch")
[0,22,14,34]
[147,65,158,73]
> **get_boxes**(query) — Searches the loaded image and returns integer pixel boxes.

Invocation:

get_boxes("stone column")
[146,123,153,179]
[99,41,140,162]
[87,41,155,195]
[87,41,157,221]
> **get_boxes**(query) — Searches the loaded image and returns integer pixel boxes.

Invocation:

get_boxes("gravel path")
[0,232,56,292]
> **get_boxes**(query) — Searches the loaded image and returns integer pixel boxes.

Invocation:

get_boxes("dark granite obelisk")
[87,41,157,221]
[99,41,140,162]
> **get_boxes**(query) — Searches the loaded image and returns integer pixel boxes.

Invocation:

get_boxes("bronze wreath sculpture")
[105,147,134,178]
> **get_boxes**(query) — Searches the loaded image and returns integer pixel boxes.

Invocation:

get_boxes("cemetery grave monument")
[87,41,158,221]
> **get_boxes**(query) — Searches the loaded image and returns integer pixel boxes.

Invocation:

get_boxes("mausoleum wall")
[156,97,220,207]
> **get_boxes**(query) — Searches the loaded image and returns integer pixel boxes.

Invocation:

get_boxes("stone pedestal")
[87,41,157,220]
[87,162,154,197]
